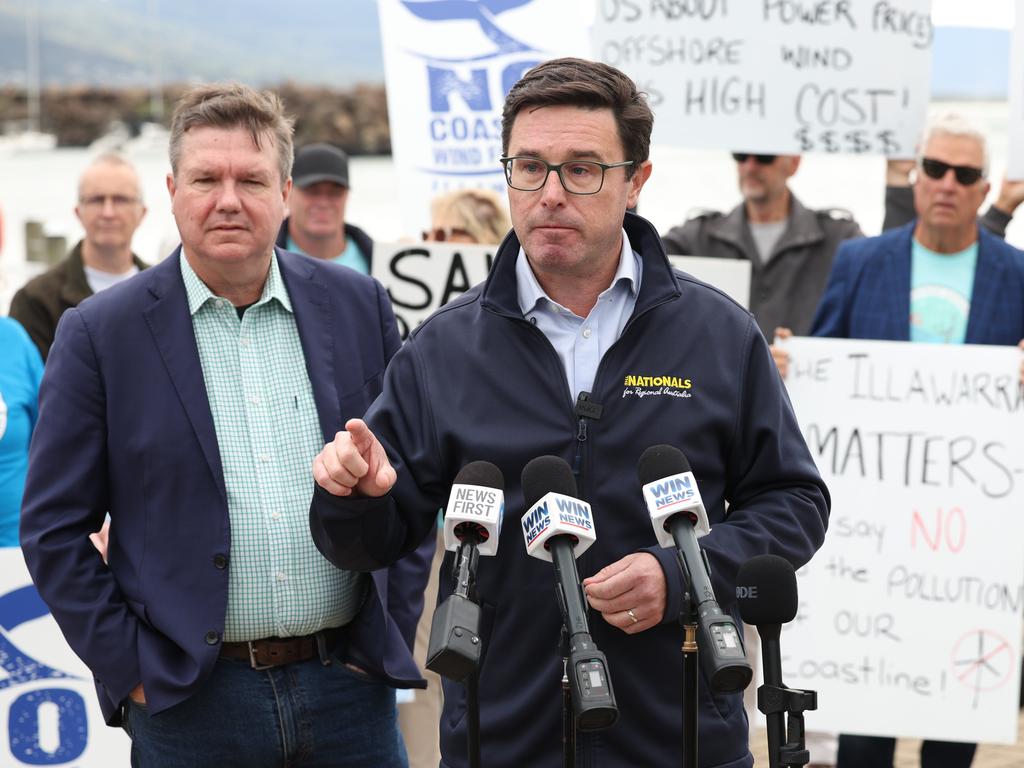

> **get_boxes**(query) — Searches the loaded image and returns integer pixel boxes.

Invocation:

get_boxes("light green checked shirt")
[180,251,365,642]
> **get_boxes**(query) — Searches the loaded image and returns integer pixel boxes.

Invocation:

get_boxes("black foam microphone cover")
[637,444,690,486]
[736,554,798,626]
[453,460,504,491]
[522,455,577,508]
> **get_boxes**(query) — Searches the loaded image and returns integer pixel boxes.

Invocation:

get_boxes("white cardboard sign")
[592,0,933,156]
[779,337,1024,744]
[373,242,752,338]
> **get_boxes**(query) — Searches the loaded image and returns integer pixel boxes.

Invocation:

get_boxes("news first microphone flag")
[778,337,1024,745]
[443,464,505,556]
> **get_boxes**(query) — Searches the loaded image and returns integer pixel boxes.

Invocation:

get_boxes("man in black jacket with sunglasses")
[660,152,863,339]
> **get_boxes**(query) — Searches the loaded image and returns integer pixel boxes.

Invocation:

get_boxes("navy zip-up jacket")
[311,212,830,768]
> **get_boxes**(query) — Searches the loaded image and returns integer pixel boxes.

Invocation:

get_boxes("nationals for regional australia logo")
[622,373,693,400]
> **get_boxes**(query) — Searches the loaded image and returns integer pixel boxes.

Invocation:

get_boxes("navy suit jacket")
[20,248,424,725]
[811,221,1024,344]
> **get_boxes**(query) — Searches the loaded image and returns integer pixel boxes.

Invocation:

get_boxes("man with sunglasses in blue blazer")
[811,113,1024,768]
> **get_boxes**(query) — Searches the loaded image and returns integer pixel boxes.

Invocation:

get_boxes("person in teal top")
[275,143,374,273]
[0,317,43,547]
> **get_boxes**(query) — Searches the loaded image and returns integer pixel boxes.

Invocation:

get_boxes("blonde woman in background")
[423,188,511,245]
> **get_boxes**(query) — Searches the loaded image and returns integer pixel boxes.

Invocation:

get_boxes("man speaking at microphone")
[310,57,829,768]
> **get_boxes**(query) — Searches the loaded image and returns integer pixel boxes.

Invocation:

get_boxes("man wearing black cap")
[276,143,374,272]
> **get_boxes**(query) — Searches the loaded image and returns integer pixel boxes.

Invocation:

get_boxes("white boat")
[0,130,58,153]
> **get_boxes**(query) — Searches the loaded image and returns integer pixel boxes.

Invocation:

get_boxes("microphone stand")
[678,557,699,768]
[426,538,483,768]
[758,624,817,768]
[453,540,482,768]
[559,626,575,768]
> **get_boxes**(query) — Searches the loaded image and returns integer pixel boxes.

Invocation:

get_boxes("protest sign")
[592,0,933,156]
[0,549,129,766]
[779,337,1024,743]
[377,0,590,237]
[373,241,752,337]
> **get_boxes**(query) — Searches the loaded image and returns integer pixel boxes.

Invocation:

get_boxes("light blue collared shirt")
[516,230,642,403]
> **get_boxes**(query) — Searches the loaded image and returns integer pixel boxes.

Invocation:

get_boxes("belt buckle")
[247,641,274,671]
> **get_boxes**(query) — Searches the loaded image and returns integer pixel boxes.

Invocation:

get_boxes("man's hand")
[312,418,396,498]
[770,326,792,379]
[1018,339,1024,387]
[582,553,666,635]
[995,176,1024,216]
[886,158,916,187]
[128,683,146,705]
[89,519,110,564]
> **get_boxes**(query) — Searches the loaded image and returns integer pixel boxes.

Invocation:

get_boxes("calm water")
[2,101,1020,310]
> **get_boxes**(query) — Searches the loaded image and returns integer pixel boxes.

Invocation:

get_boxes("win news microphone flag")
[638,445,752,694]
[521,455,617,730]
[427,461,504,681]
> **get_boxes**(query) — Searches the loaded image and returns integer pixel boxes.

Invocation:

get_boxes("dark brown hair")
[169,83,295,185]
[501,57,652,178]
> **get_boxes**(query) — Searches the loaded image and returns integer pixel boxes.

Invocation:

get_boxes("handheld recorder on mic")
[427,461,504,681]
[521,455,617,731]
[638,445,752,694]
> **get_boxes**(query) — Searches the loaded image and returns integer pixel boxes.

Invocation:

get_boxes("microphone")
[442,463,504,555]
[427,461,504,681]
[737,555,815,768]
[521,456,617,731]
[638,445,752,694]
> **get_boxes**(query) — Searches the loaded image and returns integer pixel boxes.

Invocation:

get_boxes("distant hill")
[0,0,385,87]
[0,2,1012,100]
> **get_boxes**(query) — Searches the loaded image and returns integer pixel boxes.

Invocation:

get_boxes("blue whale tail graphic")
[400,0,537,54]
[0,584,78,688]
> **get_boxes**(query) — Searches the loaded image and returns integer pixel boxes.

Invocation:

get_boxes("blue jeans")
[123,654,407,768]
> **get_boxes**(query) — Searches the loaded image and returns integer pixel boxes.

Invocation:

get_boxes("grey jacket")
[661,195,863,337]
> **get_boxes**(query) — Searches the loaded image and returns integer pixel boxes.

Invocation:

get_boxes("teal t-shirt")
[286,235,369,275]
[910,239,978,344]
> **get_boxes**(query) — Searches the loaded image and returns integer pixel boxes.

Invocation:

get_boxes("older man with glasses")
[661,150,864,341]
[10,152,148,360]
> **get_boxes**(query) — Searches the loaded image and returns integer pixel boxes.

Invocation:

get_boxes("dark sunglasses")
[920,157,984,186]
[732,153,777,165]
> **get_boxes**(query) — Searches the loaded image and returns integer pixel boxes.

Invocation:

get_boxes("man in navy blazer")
[21,83,421,767]
[810,114,1024,768]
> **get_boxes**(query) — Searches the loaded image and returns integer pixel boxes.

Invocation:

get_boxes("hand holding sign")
[313,419,397,498]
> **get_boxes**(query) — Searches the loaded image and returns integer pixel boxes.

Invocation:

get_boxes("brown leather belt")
[220,626,347,670]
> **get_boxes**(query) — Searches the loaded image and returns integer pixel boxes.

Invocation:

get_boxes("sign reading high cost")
[593,0,933,156]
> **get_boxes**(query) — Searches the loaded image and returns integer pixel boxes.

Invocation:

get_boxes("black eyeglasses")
[919,157,984,186]
[500,156,633,195]
[732,153,777,165]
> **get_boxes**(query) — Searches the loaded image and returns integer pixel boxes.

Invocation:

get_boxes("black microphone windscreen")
[736,555,798,626]
[521,456,577,509]
[453,461,504,490]
[637,444,691,486]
